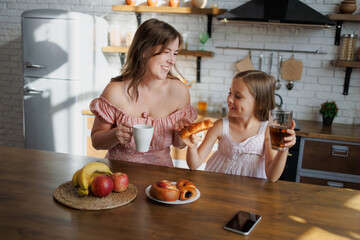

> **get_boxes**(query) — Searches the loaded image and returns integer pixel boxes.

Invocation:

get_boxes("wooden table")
[0,146,359,239]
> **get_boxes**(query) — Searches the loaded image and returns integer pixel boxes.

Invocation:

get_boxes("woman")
[90,18,197,166]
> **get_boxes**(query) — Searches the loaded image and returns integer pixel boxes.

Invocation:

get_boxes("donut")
[179,185,197,201]
[176,179,195,189]
[180,119,213,138]
[149,180,180,202]
[176,179,197,201]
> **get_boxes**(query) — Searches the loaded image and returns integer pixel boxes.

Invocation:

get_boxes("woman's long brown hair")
[111,18,183,101]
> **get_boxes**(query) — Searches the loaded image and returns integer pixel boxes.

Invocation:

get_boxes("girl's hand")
[173,117,193,132]
[182,134,199,149]
[115,122,133,145]
[284,120,297,149]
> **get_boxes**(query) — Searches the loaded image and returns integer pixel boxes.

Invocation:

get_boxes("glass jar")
[339,34,357,61]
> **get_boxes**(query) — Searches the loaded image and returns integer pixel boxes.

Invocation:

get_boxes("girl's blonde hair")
[111,18,183,101]
[234,70,276,121]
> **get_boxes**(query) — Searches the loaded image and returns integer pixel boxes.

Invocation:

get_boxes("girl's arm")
[184,119,222,170]
[264,120,297,182]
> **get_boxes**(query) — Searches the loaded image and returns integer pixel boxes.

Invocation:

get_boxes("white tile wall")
[0,0,359,147]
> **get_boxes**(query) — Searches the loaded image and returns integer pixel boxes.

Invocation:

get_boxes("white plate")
[145,183,200,205]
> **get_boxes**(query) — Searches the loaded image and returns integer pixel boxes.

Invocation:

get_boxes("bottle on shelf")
[339,33,357,61]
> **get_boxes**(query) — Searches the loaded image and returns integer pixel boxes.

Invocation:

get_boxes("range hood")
[218,0,335,27]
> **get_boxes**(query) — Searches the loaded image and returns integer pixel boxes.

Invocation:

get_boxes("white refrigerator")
[22,9,110,155]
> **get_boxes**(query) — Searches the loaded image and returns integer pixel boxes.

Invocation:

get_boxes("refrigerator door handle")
[24,86,43,94]
[24,62,44,69]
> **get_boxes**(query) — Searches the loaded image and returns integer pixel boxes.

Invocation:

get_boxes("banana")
[71,168,82,187]
[77,188,89,196]
[78,162,112,190]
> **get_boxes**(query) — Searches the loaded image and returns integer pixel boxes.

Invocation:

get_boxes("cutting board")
[236,55,255,72]
[281,56,303,81]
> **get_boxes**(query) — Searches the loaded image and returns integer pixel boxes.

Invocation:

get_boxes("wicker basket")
[53,181,137,210]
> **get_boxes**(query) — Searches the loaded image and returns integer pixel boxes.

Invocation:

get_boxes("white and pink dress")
[205,117,268,179]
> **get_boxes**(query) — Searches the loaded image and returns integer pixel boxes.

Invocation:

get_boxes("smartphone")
[224,210,262,235]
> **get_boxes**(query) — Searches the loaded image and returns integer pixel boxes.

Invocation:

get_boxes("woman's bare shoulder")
[101,81,128,105]
[168,79,190,107]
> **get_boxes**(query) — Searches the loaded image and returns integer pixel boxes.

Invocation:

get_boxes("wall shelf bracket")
[135,12,141,26]
[343,67,352,95]
[196,56,201,83]
[119,53,125,65]
[334,21,343,45]
[207,14,212,37]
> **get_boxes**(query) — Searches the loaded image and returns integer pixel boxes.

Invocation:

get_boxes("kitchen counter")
[1,146,359,239]
[294,120,360,143]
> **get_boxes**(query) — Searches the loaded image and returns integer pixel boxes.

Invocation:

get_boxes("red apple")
[90,175,114,197]
[112,172,129,192]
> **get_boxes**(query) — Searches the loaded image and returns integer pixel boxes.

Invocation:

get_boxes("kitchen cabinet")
[82,110,107,158]
[296,137,360,190]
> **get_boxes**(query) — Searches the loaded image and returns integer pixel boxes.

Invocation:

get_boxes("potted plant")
[319,100,339,126]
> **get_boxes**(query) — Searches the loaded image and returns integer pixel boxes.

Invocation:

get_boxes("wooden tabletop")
[2,146,357,239]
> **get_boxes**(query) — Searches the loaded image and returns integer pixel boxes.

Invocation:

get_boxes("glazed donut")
[179,185,197,201]
[180,119,213,138]
[149,180,180,202]
[176,179,195,190]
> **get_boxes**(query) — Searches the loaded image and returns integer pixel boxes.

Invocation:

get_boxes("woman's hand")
[284,120,297,149]
[115,122,133,145]
[173,117,193,132]
[173,117,194,149]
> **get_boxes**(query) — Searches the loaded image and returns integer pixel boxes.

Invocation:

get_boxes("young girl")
[183,70,296,182]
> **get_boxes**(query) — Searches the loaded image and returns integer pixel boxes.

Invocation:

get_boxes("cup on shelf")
[109,24,122,47]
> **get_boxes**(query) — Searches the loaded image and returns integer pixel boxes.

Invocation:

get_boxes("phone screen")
[224,211,262,235]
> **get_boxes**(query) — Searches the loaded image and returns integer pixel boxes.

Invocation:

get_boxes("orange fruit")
[126,0,136,6]
[147,0,157,7]
[169,0,179,7]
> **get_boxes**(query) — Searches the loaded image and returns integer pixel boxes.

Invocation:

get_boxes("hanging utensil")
[276,54,282,90]
[268,52,273,75]
[259,53,263,71]
[236,54,255,72]
[281,55,303,90]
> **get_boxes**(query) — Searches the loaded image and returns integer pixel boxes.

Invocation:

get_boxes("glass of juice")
[269,110,292,151]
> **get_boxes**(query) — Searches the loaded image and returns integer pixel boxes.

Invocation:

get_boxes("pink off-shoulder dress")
[90,96,198,166]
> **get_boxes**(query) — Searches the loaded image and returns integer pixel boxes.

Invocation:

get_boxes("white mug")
[132,124,154,153]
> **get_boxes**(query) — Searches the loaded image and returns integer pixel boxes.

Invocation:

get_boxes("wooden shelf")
[328,14,360,22]
[112,5,226,15]
[328,14,360,45]
[332,61,360,95]
[102,46,213,57]
[333,60,360,68]
[112,5,227,38]
[102,46,213,83]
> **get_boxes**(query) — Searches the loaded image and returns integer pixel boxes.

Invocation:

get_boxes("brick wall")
[0,0,359,147]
